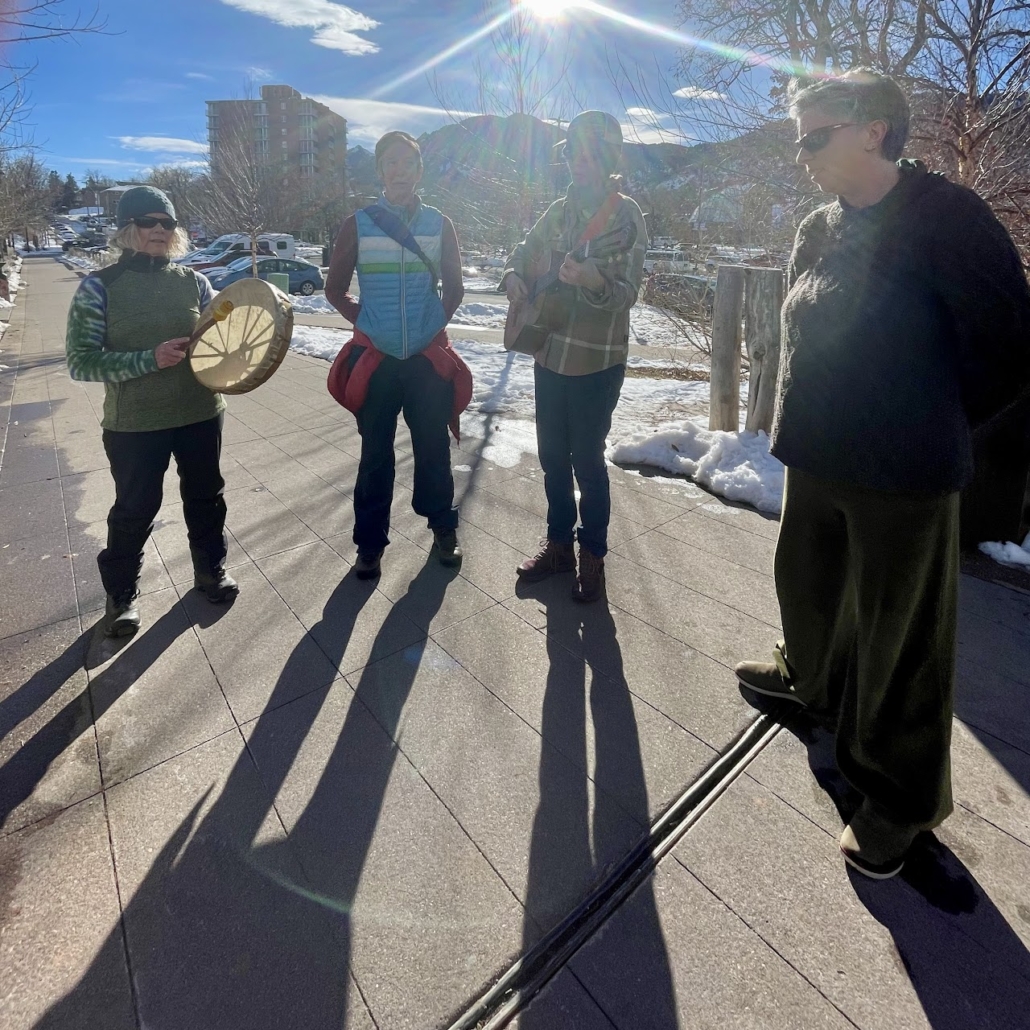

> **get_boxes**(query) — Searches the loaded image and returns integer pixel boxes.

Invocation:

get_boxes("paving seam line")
[445,705,788,1030]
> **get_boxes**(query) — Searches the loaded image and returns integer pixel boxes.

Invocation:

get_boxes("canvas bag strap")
[362,204,439,291]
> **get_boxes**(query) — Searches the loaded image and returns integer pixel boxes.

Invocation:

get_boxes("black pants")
[98,416,228,597]
[774,467,959,830]
[534,362,625,558]
[353,353,457,553]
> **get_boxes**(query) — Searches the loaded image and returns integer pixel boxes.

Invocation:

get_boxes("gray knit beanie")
[116,186,176,228]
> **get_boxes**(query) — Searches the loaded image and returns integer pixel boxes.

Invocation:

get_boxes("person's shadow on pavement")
[0,599,232,833]
[515,577,679,1027]
[32,559,458,1030]
[785,714,1030,1029]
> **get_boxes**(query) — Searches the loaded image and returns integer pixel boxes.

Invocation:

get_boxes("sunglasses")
[794,122,854,153]
[132,216,178,231]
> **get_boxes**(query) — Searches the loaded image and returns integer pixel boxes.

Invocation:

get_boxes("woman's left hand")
[558,256,605,292]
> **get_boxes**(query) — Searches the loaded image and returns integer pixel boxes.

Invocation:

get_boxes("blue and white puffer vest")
[354,197,447,359]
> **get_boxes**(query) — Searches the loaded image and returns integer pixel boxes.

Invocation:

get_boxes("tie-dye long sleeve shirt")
[65,269,215,382]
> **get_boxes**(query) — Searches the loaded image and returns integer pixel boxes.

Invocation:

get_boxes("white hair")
[110,222,191,259]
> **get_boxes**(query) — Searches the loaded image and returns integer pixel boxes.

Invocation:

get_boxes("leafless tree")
[669,0,1030,259]
[200,101,293,274]
[0,2,106,151]
[0,152,51,238]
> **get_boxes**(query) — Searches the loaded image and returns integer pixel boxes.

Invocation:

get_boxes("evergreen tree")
[47,169,62,212]
[61,173,78,211]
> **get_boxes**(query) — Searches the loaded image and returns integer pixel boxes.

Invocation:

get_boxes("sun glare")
[521,0,580,20]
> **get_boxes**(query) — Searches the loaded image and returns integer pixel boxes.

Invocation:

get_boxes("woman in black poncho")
[735,69,1030,879]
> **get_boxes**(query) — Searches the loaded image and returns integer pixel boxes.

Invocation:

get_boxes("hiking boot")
[432,528,463,567]
[839,801,918,880]
[517,539,575,582]
[104,590,140,639]
[194,567,240,604]
[734,661,806,706]
[354,549,383,580]
[572,548,606,603]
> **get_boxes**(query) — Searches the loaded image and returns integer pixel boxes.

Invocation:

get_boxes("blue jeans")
[534,362,625,558]
[353,352,457,553]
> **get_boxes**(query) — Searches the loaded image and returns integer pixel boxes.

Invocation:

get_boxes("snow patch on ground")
[607,422,785,514]
[291,294,337,315]
[630,303,710,350]
[62,254,100,271]
[450,302,508,328]
[289,323,764,508]
[979,533,1030,568]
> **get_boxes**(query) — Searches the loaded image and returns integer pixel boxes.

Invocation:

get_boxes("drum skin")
[189,278,294,395]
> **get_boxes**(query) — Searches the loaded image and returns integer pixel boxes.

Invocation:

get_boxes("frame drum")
[189,278,294,395]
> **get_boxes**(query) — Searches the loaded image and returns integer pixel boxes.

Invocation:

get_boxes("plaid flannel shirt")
[503,185,647,376]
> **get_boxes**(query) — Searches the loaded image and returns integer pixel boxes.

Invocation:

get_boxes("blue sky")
[16,0,711,182]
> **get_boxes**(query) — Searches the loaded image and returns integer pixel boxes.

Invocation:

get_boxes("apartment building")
[206,84,347,185]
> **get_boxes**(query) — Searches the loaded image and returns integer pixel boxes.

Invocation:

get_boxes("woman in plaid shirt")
[503,111,647,602]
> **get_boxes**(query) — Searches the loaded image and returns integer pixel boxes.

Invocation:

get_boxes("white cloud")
[620,107,694,146]
[56,157,149,167]
[218,0,379,56]
[311,95,479,145]
[186,72,214,81]
[157,159,210,170]
[673,86,727,102]
[244,66,274,82]
[623,105,699,143]
[117,136,209,154]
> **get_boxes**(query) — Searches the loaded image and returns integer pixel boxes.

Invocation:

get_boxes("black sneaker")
[734,661,806,706]
[104,590,140,638]
[355,549,383,580]
[431,529,462,567]
[194,568,240,604]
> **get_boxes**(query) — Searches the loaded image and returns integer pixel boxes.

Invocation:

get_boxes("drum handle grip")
[188,300,234,349]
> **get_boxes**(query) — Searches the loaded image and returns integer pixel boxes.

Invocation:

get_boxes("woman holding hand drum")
[66,185,239,639]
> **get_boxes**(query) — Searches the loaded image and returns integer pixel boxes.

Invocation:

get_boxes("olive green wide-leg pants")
[773,467,960,831]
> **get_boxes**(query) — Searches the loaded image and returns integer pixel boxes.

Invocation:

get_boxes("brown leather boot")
[572,548,605,603]
[516,539,576,582]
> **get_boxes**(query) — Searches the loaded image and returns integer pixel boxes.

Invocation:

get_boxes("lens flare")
[575,0,823,79]
[369,8,513,99]
[372,0,834,102]
[520,0,581,18]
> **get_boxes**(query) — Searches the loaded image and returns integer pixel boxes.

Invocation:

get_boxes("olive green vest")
[100,252,225,432]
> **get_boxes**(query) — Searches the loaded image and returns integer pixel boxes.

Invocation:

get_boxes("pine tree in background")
[61,173,78,212]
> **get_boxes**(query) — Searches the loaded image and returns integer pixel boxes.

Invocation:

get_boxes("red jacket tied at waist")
[327,329,473,442]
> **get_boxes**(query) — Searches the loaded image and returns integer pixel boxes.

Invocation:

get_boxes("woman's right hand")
[505,274,528,303]
[154,337,190,369]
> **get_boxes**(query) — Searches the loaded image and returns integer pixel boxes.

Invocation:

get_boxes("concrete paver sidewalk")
[1,257,1028,1030]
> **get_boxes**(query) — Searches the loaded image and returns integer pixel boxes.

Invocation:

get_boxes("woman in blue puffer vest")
[325,130,469,580]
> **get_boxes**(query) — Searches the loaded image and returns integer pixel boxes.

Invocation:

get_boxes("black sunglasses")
[794,122,854,153]
[132,216,178,231]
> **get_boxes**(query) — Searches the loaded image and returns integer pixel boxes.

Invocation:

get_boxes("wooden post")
[709,264,745,431]
[744,267,785,434]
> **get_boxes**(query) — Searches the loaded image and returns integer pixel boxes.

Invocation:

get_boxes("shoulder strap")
[362,204,439,291]
[577,192,624,247]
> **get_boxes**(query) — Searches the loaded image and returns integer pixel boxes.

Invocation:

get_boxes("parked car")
[63,231,108,251]
[206,256,324,295]
[190,241,280,272]
[178,233,296,269]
